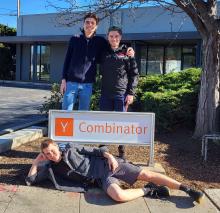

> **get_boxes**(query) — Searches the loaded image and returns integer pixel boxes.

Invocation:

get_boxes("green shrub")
[132,68,201,131]
[39,83,62,115]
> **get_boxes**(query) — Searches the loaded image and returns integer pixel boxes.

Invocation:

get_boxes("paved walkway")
[0,185,219,213]
[0,85,50,131]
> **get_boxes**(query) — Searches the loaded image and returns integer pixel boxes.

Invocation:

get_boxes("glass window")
[147,47,164,74]
[30,45,34,80]
[183,47,194,54]
[140,46,147,75]
[182,55,196,69]
[30,44,50,82]
[182,46,196,69]
[165,47,181,73]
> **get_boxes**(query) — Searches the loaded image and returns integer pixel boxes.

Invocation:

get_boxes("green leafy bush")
[132,68,201,131]
[40,83,62,115]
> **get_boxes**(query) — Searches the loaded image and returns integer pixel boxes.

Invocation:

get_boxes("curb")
[0,80,51,90]
[0,126,47,153]
[204,189,220,211]
[0,117,48,136]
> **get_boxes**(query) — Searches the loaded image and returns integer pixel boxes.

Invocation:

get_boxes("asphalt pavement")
[0,83,50,131]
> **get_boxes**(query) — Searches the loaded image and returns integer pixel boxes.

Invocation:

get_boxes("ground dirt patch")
[0,128,219,190]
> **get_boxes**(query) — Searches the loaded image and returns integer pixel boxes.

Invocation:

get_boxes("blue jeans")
[62,82,93,110]
[99,95,126,112]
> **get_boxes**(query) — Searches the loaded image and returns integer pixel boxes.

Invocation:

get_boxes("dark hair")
[107,26,122,35]
[40,138,57,152]
[84,13,99,24]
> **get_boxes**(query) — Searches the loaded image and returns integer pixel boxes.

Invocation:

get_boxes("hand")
[125,95,134,111]
[107,155,119,172]
[33,153,48,165]
[103,152,119,172]
[126,47,135,57]
[125,95,134,105]
[60,79,66,95]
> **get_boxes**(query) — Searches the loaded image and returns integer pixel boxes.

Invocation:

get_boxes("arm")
[27,153,48,177]
[125,58,139,107]
[76,144,109,157]
[96,38,109,64]
[76,145,118,172]
[26,153,49,185]
[60,37,74,95]
[103,151,119,172]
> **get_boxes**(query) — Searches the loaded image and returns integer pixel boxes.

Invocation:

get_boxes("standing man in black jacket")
[100,26,139,159]
[60,13,108,110]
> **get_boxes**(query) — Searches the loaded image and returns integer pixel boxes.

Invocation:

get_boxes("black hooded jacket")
[62,34,108,83]
[100,45,139,97]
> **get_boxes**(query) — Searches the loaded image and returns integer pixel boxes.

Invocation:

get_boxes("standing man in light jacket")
[60,13,108,110]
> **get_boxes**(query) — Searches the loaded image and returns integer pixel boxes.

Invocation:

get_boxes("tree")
[0,24,16,80]
[47,0,220,138]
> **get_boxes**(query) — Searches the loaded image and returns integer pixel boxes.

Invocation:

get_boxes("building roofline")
[0,31,201,44]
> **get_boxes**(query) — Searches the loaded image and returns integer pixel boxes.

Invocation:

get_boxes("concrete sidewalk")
[0,185,219,213]
[0,84,50,132]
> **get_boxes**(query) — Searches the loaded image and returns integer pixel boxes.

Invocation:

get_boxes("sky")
[0,0,75,28]
[0,0,150,29]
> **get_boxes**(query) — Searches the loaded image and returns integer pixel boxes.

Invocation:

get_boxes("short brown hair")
[108,26,122,35]
[84,13,99,24]
[40,138,57,152]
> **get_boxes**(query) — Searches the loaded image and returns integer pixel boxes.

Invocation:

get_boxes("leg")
[100,95,114,111]
[78,83,93,110]
[114,95,126,158]
[137,169,181,189]
[118,145,125,159]
[107,183,145,202]
[137,169,204,203]
[62,82,78,110]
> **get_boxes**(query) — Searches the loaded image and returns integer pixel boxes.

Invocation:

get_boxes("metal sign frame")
[48,110,155,166]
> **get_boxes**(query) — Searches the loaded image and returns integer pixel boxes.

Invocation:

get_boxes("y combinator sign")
[49,110,155,145]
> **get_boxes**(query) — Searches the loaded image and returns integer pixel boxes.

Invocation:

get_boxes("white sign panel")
[49,110,155,145]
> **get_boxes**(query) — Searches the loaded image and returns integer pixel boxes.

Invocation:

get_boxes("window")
[147,47,164,74]
[140,46,147,75]
[30,44,50,82]
[138,44,197,75]
[165,47,181,73]
[182,46,196,69]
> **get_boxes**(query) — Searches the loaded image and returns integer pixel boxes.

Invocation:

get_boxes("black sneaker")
[188,189,204,203]
[144,182,170,198]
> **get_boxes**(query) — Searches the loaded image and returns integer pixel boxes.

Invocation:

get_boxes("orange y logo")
[55,118,74,136]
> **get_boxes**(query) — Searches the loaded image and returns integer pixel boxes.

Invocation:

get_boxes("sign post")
[49,110,155,166]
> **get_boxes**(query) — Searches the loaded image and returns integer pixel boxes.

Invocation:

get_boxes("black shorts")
[100,162,142,192]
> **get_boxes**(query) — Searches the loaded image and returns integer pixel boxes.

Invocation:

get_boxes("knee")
[138,169,154,180]
[112,191,127,202]
[107,185,127,202]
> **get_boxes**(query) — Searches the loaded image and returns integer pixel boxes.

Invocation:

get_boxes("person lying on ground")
[26,139,204,203]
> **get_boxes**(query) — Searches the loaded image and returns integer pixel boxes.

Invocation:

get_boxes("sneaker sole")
[195,193,205,204]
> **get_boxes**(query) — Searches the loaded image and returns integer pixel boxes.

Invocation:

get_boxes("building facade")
[0,6,203,83]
